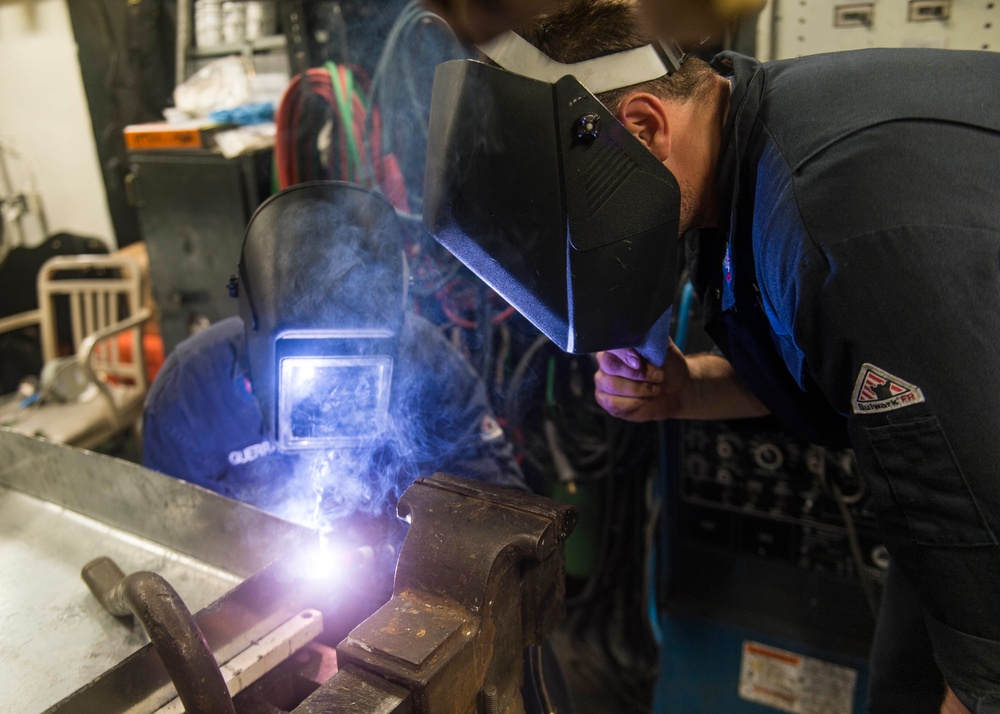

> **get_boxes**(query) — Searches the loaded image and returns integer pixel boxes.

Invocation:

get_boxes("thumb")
[612,348,642,370]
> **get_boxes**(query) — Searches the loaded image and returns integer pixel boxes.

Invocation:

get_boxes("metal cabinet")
[129,148,271,354]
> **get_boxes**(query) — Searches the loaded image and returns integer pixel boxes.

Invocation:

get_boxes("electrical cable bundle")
[558,397,661,712]
[365,0,467,298]
[274,62,407,211]
[503,341,662,712]
[366,0,463,220]
[363,1,528,397]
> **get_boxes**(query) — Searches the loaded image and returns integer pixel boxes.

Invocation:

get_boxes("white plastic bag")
[173,56,254,118]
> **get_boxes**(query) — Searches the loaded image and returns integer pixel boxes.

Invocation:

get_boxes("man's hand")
[595,345,771,423]
[593,342,688,422]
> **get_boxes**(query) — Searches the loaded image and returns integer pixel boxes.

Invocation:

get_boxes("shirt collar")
[686,52,765,302]
[711,51,766,238]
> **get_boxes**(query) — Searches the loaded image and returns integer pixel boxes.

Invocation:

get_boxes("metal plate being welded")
[0,427,321,714]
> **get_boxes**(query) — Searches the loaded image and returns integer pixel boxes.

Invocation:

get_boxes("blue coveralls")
[692,49,1000,711]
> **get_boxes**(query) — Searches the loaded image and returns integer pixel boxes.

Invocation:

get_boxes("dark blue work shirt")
[692,49,1000,706]
[143,314,525,529]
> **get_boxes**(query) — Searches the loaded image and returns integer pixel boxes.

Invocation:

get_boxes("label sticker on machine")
[738,641,857,714]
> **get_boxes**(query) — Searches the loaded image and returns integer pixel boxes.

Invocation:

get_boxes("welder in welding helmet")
[423,25,687,366]
[145,178,524,508]
[236,181,407,453]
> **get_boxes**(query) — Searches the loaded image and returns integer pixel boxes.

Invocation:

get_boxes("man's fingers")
[595,350,632,375]
[594,390,645,420]
[594,371,662,399]
[596,350,666,382]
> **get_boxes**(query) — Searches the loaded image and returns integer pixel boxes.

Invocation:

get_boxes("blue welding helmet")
[423,32,685,364]
[237,181,407,452]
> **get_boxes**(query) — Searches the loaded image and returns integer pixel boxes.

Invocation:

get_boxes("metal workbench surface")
[0,427,318,713]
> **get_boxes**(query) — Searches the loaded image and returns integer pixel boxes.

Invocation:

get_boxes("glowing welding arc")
[301,540,396,582]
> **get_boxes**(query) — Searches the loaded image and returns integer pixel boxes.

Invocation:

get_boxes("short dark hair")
[516,0,716,112]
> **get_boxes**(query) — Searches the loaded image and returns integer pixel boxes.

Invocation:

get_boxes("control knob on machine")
[752,442,784,471]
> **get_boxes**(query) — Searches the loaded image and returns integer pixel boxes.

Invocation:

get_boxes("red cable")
[438,278,517,328]
[274,74,299,188]
[370,107,384,185]
[276,63,414,217]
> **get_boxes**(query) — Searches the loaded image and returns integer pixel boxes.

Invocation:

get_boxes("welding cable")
[275,68,332,188]
[367,2,448,154]
[494,322,511,391]
[407,249,462,297]
[547,391,619,474]
[501,334,554,476]
[529,644,558,714]
[510,348,618,477]
[530,357,660,701]
[366,4,518,314]
[816,460,879,619]
[437,278,517,328]
[562,435,619,608]
[330,77,349,180]
[637,279,694,644]
[545,356,557,406]
[506,334,552,423]
[330,64,369,183]
[337,59,410,211]
[674,280,696,351]
[475,281,496,386]
[275,63,396,194]
[366,0,460,218]
[327,62,365,182]
[544,417,577,486]
[827,476,881,620]
[643,486,665,647]
[510,352,657,669]
[564,415,656,592]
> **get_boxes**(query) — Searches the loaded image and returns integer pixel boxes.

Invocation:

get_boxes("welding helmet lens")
[423,47,683,363]
[276,333,394,451]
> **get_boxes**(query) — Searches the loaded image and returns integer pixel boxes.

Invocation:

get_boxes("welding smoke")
[225,5,522,596]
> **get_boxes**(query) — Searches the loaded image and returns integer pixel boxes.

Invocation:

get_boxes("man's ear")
[616,93,671,162]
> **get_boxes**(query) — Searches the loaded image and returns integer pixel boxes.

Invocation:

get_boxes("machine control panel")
[676,420,885,584]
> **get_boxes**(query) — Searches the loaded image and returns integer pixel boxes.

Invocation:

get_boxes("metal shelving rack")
[175,0,291,84]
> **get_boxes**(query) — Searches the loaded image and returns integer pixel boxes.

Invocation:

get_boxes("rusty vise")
[293,472,577,714]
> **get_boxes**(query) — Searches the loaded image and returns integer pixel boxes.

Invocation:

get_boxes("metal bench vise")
[294,473,577,714]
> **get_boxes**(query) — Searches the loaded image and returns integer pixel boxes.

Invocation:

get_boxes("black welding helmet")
[237,181,406,452]
[423,31,684,364]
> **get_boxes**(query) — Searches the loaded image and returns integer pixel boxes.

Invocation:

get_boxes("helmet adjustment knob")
[573,113,601,141]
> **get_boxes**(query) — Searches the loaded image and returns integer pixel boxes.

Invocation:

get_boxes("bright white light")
[294,530,372,583]
[277,355,393,451]
[292,363,317,388]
